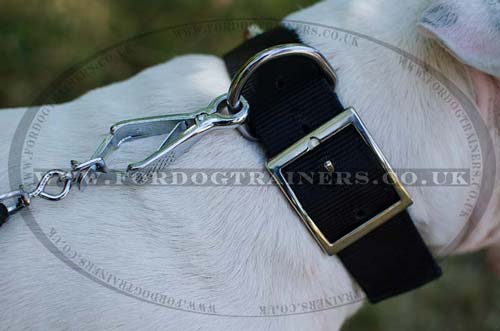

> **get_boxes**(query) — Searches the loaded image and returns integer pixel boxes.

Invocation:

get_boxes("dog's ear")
[418,1,500,256]
[417,0,500,77]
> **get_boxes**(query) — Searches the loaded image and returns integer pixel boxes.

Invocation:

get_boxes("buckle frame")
[266,107,413,255]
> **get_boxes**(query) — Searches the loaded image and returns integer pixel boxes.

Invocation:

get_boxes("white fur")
[418,0,500,77]
[0,0,499,329]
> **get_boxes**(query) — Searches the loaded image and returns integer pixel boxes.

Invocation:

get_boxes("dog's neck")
[1,0,499,329]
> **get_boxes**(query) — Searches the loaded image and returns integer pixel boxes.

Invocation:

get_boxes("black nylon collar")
[223,26,441,303]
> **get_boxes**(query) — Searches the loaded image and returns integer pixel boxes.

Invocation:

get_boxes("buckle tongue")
[267,107,413,255]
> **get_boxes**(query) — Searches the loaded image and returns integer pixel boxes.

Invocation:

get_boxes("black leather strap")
[223,26,441,303]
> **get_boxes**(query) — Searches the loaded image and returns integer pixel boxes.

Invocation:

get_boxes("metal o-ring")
[226,43,337,140]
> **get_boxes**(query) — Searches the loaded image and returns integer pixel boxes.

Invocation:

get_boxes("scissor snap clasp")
[87,94,250,178]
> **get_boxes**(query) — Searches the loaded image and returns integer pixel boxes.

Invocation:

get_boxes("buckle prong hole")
[354,208,367,220]
[275,78,286,90]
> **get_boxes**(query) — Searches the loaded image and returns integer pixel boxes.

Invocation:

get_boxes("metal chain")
[0,158,106,224]
[0,94,250,225]
[1,44,319,225]
[0,45,316,225]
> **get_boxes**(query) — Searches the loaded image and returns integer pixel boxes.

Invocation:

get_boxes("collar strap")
[223,26,441,303]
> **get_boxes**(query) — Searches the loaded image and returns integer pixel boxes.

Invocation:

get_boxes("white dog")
[0,0,498,329]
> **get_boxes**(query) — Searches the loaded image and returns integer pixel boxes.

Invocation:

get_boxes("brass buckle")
[266,107,413,255]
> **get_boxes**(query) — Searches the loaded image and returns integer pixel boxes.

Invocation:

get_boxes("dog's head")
[419,0,500,252]
[286,0,500,254]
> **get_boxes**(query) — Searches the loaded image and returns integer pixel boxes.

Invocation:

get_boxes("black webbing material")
[223,26,441,303]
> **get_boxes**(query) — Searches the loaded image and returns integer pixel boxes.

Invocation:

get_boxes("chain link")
[0,158,107,222]
[1,92,250,224]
